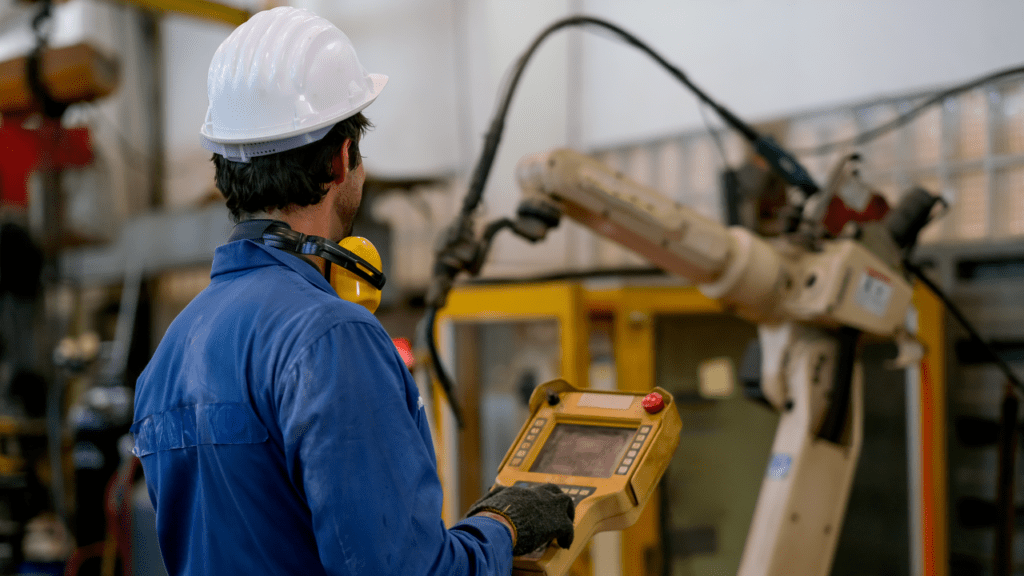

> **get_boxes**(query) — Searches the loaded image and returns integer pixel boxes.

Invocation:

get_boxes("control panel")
[491,379,682,576]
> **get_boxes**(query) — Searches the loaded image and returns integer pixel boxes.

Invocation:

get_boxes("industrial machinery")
[491,379,681,575]
[509,147,939,575]
[419,14,980,576]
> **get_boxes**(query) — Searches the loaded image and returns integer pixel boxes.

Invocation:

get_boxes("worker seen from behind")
[130,7,575,575]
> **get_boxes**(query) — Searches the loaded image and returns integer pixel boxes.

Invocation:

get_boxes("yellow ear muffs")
[331,236,383,313]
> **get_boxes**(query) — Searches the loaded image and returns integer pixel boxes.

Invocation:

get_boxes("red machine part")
[642,392,664,414]
[0,116,92,207]
[392,337,416,370]
[821,192,890,237]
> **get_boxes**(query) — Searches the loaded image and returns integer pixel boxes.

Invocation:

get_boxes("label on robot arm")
[853,268,893,317]
[766,453,793,480]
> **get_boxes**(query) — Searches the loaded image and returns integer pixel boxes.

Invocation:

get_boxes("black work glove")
[467,483,576,556]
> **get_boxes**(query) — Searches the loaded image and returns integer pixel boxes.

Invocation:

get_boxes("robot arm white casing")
[517,149,787,323]
[516,149,913,336]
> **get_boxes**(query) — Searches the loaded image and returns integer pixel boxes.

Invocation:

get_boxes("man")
[131,7,575,575]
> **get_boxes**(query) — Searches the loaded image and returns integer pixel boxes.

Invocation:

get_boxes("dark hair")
[213,112,372,221]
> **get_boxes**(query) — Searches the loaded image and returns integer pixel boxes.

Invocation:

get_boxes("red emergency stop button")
[642,392,664,414]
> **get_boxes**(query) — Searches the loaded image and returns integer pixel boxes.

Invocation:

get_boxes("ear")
[331,139,352,185]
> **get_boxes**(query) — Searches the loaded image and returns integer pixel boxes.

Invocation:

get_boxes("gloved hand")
[467,483,575,556]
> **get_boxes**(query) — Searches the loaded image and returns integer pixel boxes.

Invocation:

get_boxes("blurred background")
[0,0,1022,575]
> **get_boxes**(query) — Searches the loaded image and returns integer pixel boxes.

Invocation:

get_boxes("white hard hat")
[200,6,387,162]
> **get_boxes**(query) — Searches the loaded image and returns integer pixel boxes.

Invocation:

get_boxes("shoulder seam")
[278,318,387,382]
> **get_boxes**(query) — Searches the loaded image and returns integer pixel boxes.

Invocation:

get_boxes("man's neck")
[247,179,340,234]
[243,208,324,236]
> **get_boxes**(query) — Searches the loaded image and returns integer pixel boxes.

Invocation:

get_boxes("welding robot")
[423,16,945,575]
[503,148,940,576]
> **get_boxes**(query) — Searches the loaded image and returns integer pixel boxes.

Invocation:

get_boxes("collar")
[211,238,336,298]
[228,219,279,243]
[228,219,324,275]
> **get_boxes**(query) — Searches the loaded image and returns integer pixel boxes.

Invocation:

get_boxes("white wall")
[577,0,1024,147]
[156,0,1024,199]
[6,0,1020,280]
[5,0,1022,206]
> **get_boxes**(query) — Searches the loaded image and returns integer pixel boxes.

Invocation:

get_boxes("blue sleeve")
[275,319,513,576]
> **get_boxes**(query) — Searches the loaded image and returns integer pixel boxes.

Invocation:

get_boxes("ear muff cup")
[330,236,383,313]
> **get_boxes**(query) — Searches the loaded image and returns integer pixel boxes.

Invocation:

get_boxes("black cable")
[795,63,1024,157]
[459,16,577,217]
[424,218,516,429]
[699,102,732,172]
[905,261,1024,394]
[424,306,464,428]
[25,0,67,119]
[459,14,818,221]
[429,15,826,414]
[469,266,665,286]
[476,218,515,271]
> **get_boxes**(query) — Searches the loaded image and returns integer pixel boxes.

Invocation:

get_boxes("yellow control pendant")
[330,236,383,313]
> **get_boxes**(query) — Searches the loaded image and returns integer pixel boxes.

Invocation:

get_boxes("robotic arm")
[516,148,915,335]
[515,148,937,576]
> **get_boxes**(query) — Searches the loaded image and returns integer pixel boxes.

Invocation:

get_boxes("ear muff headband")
[261,222,386,290]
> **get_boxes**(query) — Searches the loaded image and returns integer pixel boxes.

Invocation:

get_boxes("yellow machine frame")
[433,281,947,576]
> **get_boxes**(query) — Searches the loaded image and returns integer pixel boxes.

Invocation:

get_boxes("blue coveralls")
[131,239,512,575]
